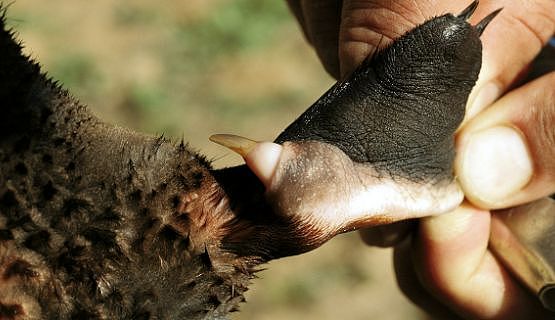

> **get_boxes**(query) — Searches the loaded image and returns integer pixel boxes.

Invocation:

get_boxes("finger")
[359,220,415,247]
[394,236,464,319]
[466,0,555,119]
[413,204,547,319]
[290,0,343,78]
[456,72,555,209]
[339,0,434,78]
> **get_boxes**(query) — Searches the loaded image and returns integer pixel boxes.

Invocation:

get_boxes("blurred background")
[7,1,426,319]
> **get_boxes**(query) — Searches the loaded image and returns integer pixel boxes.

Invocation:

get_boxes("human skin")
[286,0,555,318]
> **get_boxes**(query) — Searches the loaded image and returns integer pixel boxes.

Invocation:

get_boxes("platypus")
[0,2,498,319]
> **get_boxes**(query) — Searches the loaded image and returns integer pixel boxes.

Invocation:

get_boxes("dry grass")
[7,1,426,319]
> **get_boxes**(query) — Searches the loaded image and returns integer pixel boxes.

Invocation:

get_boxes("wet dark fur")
[0,10,279,319]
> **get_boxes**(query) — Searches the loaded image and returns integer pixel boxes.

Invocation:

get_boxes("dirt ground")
[7,1,427,319]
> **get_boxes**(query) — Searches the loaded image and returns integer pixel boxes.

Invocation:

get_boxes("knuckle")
[523,72,555,176]
[503,1,555,49]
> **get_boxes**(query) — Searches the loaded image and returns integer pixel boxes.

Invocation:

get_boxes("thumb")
[456,71,555,209]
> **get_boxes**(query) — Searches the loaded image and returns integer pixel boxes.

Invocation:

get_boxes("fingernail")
[459,126,533,205]
[467,82,500,119]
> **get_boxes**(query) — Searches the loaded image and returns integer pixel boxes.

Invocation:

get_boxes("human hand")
[399,31,555,320]
[393,204,554,319]
[395,4,555,318]
[394,37,555,320]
